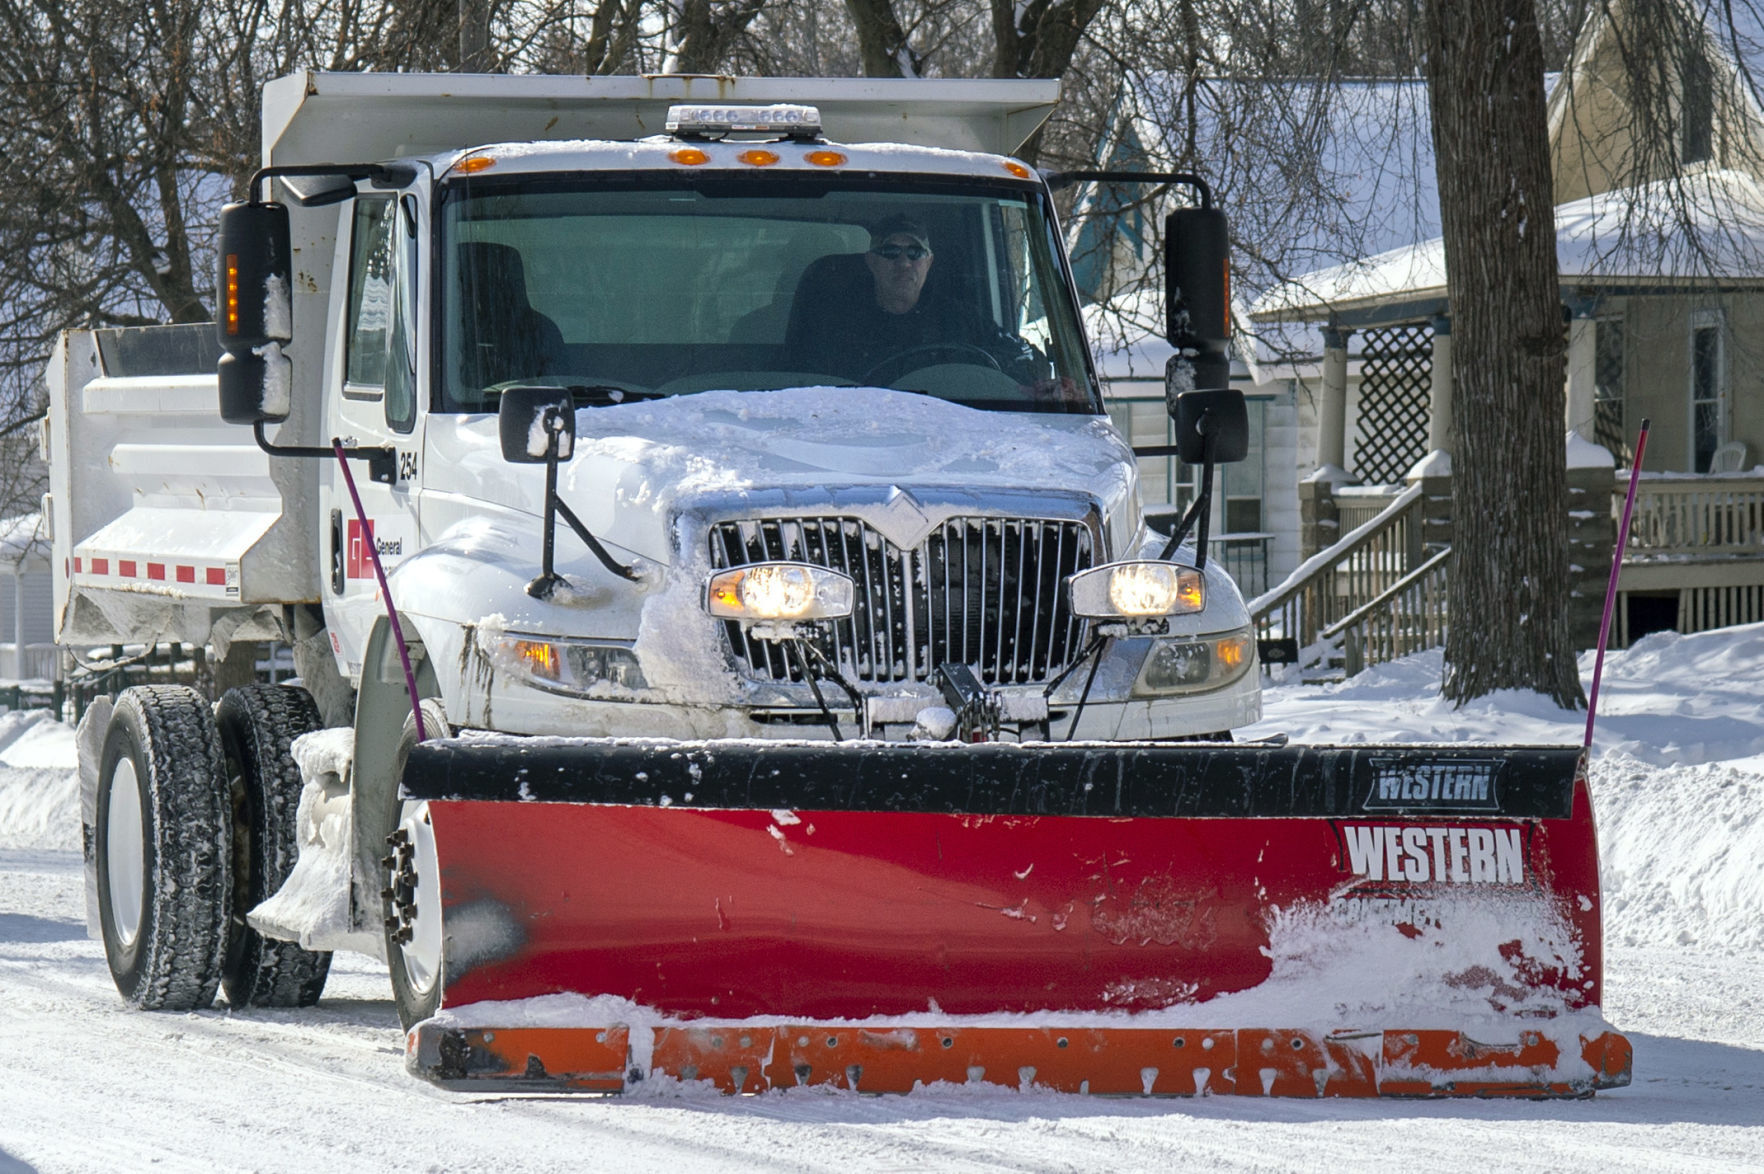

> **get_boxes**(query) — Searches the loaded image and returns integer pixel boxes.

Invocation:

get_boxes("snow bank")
[0,710,78,850]
[1245,623,1764,955]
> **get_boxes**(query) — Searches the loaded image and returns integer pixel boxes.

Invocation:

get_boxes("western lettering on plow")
[1338,824,1526,886]
[1364,757,1502,812]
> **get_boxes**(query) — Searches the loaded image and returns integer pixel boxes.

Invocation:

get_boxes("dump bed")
[44,324,320,647]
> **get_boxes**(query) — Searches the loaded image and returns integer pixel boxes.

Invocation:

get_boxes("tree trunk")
[845,0,918,77]
[1426,0,1585,709]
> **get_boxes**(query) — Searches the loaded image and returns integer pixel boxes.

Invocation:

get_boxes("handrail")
[1325,547,1453,677]
[1322,546,1452,638]
[1248,482,1427,674]
[1249,483,1423,615]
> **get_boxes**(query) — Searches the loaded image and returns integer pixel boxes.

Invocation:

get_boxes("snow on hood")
[558,387,1135,562]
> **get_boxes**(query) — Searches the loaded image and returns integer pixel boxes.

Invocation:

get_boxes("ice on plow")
[397,737,1632,1096]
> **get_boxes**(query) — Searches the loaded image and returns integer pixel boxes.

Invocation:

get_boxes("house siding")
[1610,291,1764,471]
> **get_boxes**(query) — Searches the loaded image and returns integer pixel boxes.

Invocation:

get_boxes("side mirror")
[1173,388,1248,465]
[215,201,294,425]
[1165,206,1231,401]
[498,386,575,464]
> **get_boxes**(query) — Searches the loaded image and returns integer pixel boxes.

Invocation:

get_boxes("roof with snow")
[1069,75,1444,374]
[1251,168,1764,326]
[0,513,48,572]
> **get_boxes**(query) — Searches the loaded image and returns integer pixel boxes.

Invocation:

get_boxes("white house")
[1,512,55,682]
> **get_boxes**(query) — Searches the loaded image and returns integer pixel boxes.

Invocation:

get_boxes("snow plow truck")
[46,72,1630,1097]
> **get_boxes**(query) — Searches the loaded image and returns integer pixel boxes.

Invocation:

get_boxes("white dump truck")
[61,73,1633,1101]
[44,74,1632,1100]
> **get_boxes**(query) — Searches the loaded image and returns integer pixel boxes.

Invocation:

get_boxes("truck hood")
[433,387,1138,565]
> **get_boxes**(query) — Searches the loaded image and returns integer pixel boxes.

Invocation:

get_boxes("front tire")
[95,686,231,1010]
[383,698,449,1030]
[217,684,333,1008]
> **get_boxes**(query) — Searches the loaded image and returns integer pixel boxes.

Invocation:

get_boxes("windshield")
[436,175,1098,414]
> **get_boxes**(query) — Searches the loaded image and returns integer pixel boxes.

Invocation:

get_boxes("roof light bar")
[665,103,821,141]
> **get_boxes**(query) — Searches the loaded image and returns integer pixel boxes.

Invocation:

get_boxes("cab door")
[319,185,426,677]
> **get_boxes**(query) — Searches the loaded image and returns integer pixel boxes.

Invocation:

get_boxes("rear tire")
[95,686,231,1010]
[217,684,333,1008]
[383,698,449,1030]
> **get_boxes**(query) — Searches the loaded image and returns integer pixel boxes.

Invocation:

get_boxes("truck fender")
[76,695,115,942]
[348,616,440,934]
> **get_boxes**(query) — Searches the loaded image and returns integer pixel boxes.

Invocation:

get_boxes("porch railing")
[1249,483,1426,669]
[1625,473,1764,556]
[1321,547,1452,676]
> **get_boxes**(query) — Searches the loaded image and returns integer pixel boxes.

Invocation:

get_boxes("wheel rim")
[105,759,146,948]
[396,802,443,997]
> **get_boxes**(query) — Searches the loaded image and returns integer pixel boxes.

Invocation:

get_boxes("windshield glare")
[438,177,1097,414]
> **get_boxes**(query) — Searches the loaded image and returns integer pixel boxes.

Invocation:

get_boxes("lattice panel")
[1352,325,1433,484]
[1594,318,1629,463]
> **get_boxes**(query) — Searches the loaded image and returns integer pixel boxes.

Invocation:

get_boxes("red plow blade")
[398,738,1631,1097]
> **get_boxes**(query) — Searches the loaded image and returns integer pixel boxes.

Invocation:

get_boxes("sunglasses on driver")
[870,243,931,261]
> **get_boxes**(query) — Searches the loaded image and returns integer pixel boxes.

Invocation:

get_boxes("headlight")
[1067,561,1204,618]
[1136,627,1255,695]
[704,562,854,621]
[489,635,649,695]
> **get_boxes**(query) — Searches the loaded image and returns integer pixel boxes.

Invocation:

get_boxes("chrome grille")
[709,516,1094,686]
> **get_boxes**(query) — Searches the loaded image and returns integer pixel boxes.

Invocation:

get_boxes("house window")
[1683,45,1714,164]
[1593,317,1627,462]
[1690,312,1726,472]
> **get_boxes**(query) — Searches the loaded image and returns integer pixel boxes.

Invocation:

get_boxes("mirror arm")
[526,412,642,598]
[550,494,643,585]
[254,421,396,484]
[247,162,422,205]
[1039,169,1213,209]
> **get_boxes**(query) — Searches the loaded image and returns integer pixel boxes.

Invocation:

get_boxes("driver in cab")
[795,215,1033,386]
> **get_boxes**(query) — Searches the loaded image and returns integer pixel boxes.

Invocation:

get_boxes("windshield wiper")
[560,384,669,407]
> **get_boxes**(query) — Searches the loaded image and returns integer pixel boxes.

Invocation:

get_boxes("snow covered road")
[2,628,1762,1171]
[1,850,1757,1173]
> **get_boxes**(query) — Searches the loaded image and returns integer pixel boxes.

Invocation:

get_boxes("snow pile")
[1245,624,1764,954]
[0,709,78,850]
[247,728,379,955]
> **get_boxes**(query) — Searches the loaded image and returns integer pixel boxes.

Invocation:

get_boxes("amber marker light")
[224,254,240,335]
[455,155,497,174]
[739,149,780,167]
[1003,161,1032,179]
[670,147,710,166]
[805,150,846,168]
[511,639,560,680]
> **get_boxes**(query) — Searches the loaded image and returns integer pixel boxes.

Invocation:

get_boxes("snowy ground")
[2,629,1762,1172]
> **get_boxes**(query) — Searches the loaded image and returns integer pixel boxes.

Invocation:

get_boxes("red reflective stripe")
[119,560,137,577]
[176,565,195,583]
[73,557,81,572]
[206,567,226,586]
[92,557,108,575]
[147,563,165,581]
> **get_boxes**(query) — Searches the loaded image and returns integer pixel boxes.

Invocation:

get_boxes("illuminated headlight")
[489,635,649,695]
[1136,627,1255,695]
[1067,561,1204,618]
[704,563,854,621]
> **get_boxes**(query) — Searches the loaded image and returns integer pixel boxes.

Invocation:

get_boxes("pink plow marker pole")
[1585,419,1649,749]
